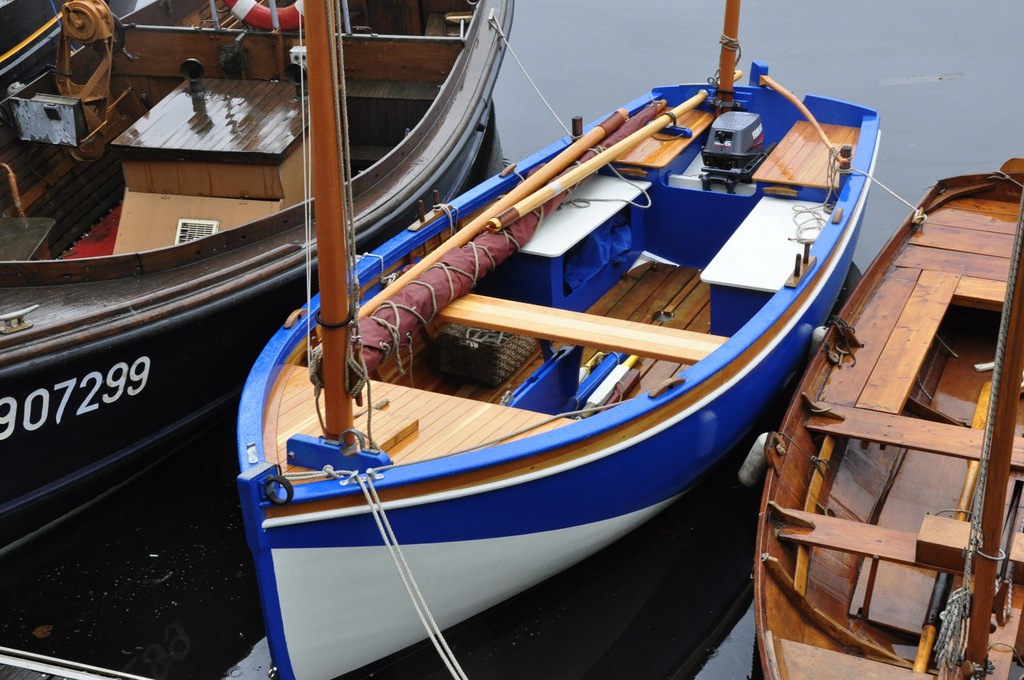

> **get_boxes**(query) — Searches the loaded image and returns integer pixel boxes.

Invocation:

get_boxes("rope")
[849,166,927,226]
[487,11,570,137]
[352,471,469,680]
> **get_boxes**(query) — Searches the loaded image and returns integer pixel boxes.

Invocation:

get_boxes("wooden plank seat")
[435,293,728,364]
[769,503,1024,574]
[856,269,960,414]
[615,109,715,170]
[753,121,860,190]
[804,402,1024,471]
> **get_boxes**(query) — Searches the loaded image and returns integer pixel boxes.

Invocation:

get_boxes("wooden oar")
[482,90,708,232]
[357,108,631,320]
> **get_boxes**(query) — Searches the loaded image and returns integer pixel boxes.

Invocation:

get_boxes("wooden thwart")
[436,294,727,363]
[805,402,1024,471]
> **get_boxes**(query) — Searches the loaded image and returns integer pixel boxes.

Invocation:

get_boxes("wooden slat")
[436,294,728,364]
[954,275,1006,311]
[820,268,919,406]
[805,402,1024,471]
[895,243,1010,281]
[752,121,860,189]
[856,269,960,414]
[615,109,714,169]
[925,202,1022,235]
[912,223,1014,258]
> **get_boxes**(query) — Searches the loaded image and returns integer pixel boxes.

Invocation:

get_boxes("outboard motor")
[700,111,770,193]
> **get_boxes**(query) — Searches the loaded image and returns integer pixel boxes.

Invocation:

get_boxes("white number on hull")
[0,356,151,441]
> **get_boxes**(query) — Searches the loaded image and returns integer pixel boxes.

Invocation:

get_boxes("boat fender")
[265,474,294,505]
[808,325,828,360]
[223,0,304,32]
[738,432,769,487]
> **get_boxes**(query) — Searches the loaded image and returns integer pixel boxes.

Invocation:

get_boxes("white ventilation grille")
[175,218,220,244]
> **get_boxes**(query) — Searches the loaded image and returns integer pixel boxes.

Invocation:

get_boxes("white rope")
[350,470,469,680]
[487,11,569,137]
[850,166,927,226]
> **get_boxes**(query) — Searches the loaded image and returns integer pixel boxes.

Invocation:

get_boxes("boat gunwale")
[240,85,882,523]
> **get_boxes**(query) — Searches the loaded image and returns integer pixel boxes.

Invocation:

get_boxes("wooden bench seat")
[770,503,1024,574]
[804,402,1024,471]
[753,120,860,190]
[856,269,960,414]
[435,294,727,364]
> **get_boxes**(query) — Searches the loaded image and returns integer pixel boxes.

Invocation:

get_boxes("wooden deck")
[268,261,713,469]
[753,121,860,189]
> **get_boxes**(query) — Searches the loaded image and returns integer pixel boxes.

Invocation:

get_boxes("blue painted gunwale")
[236,68,879,679]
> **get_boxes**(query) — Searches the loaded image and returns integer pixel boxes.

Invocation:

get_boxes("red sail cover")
[358,102,665,375]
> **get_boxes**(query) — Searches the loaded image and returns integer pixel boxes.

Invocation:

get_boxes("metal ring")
[265,475,294,505]
[315,308,353,329]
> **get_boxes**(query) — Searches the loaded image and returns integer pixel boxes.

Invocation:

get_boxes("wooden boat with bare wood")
[234,1,880,676]
[0,0,511,552]
[753,160,1024,678]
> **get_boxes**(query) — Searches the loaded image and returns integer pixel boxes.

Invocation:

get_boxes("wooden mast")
[963,198,1024,671]
[716,0,741,114]
[306,0,355,442]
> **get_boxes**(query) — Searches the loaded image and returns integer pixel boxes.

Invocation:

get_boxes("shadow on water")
[0,396,767,680]
[0,410,266,679]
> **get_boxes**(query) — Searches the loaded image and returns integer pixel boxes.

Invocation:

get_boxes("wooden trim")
[436,294,728,363]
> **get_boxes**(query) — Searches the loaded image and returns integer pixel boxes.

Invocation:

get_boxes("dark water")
[3,1,1024,678]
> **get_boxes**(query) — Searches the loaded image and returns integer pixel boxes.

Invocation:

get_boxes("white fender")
[738,432,769,488]
[223,0,304,31]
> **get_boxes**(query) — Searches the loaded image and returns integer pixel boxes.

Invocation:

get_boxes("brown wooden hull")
[754,165,1024,677]
[0,0,511,551]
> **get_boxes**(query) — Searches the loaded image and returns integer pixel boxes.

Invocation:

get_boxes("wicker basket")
[438,323,535,386]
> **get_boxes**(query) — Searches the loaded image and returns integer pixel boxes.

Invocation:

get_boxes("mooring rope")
[351,471,469,680]
[487,11,570,137]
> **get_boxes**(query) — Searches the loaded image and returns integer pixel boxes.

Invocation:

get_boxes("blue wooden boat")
[236,1,880,676]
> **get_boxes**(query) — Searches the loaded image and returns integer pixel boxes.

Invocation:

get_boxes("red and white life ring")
[223,0,304,31]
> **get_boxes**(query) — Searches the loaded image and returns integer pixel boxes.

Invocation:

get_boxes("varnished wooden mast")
[716,0,741,114]
[964,200,1024,670]
[306,0,355,441]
